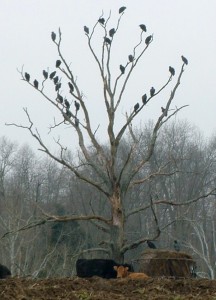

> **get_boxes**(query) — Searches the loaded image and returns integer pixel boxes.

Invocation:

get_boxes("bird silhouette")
[51,32,56,42]
[169,66,175,76]
[68,82,74,93]
[161,107,167,116]
[120,65,125,74]
[181,55,188,65]
[145,35,152,45]
[75,101,80,111]
[55,83,61,91]
[25,72,30,82]
[109,28,115,38]
[84,26,89,35]
[150,87,155,97]
[53,76,59,85]
[104,37,111,45]
[65,109,72,118]
[57,94,63,104]
[33,79,39,89]
[128,55,134,62]
[43,70,48,79]
[64,99,70,109]
[49,71,56,79]
[147,241,156,249]
[134,103,139,112]
[98,18,105,25]
[56,60,61,68]
[142,94,147,105]
[174,240,180,252]
[139,24,147,32]
[119,6,126,14]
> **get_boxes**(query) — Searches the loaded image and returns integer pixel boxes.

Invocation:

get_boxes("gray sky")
[1,0,216,150]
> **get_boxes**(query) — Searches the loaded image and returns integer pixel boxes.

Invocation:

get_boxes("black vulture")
[147,241,156,249]
[64,99,70,109]
[65,109,72,118]
[120,65,125,74]
[134,103,139,112]
[142,94,147,105]
[150,87,155,97]
[49,71,56,79]
[84,26,89,35]
[42,70,48,79]
[51,31,56,42]
[174,240,180,252]
[33,79,39,89]
[55,83,61,91]
[128,55,134,62]
[161,107,167,116]
[53,76,59,85]
[181,55,188,65]
[145,35,152,45]
[139,24,147,32]
[109,28,115,38]
[119,6,126,14]
[98,18,105,25]
[169,66,175,76]
[75,100,80,111]
[24,72,30,82]
[68,82,74,93]
[57,94,63,104]
[104,37,111,45]
[56,60,61,68]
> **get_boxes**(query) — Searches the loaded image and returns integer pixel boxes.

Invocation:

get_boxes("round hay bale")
[137,249,195,278]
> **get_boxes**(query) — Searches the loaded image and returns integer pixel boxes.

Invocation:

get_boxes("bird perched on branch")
[169,66,175,76]
[142,94,147,105]
[56,94,63,104]
[98,18,105,25]
[174,240,180,252]
[56,60,61,68]
[51,31,56,42]
[134,103,139,112]
[74,101,80,112]
[25,72,30,82]
[145,35,152,45]
[128,55,134,62]
[119,6,126,14]
[33,79,39,89]
[161,107,167,116]
[55,83,61,91]
[147,241,156,249]
[68,82,74,93]
[150,87,155,97]
[84,26,89,35]
[109,28,115,38]
[53,76,59,85]
[120,65,125,74]
[49,71,56,79]
[43,70,48,79]
[181,55,188,65]
[139,24,147,32]
[64,99,70,109]
[104,37,111,45]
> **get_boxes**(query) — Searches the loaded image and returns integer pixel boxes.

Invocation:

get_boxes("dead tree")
[7,8,189,262]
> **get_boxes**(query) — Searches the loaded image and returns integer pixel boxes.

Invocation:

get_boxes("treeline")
[0,120,216,278]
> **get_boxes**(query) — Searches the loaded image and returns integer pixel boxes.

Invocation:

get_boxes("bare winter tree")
[7,8,190,262]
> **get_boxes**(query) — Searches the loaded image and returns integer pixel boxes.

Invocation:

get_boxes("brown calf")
[114,265,149,279]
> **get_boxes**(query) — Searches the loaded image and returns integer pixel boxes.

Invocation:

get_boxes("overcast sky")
[1,0,216,151]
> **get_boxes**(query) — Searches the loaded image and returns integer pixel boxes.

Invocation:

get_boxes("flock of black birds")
[24,6,189,130]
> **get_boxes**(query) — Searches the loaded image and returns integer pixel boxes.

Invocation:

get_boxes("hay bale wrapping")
[137,249,195,278]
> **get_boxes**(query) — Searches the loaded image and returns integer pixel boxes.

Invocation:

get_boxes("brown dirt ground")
[0,277,216,300]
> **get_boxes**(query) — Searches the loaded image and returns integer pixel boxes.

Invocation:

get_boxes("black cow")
[0,264,11,279]
[76,259,133,279]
